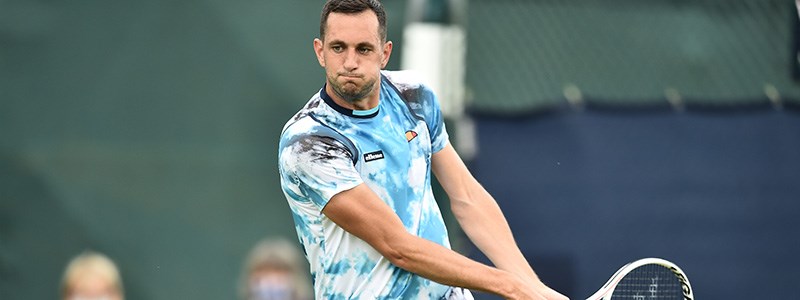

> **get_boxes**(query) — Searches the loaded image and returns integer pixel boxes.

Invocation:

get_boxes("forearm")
[450,183,540,283]
[322,184,527,298]
[431,144,540,283]
[431,145,567,299]
[387,232,522,297]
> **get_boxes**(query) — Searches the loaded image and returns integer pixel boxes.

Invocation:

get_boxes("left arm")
[432,143,566,299]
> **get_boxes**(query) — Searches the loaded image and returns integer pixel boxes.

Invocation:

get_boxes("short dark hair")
[320,0,387,42]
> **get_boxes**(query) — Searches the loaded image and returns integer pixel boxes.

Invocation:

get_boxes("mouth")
[339,73,363,80]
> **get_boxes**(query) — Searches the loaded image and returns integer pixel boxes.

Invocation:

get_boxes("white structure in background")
[401,23,465,118]
[401,0,476,160]
[796,0,800,18]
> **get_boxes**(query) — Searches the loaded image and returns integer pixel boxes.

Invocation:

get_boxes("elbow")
[450,194,479,220]
[377,236,416,270]
[450,182,495,220]
[385,249,411,270]
[449,181,485,215]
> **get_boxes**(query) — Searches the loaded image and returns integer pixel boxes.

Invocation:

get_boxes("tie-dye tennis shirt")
[278,71,452,299]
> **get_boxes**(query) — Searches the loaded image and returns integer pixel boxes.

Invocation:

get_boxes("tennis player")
[278,0,568,299]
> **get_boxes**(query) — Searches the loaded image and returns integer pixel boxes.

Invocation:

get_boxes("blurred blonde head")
[61,251,124,300]
[239,238,311,300]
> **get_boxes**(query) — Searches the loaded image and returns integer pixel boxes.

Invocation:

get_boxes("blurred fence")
[466,0,800,112]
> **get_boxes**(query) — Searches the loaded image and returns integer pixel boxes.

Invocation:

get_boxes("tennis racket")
[586,257,693,300]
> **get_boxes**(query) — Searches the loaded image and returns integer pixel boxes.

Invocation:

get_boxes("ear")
[313,38,326,67]
[380,40,393,69]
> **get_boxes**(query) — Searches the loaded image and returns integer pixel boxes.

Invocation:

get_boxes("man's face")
[314,10,392,103]
[247,268,294,300]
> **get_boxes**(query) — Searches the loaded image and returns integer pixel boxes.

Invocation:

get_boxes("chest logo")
[363,150,385,162]
[405,130,418,142]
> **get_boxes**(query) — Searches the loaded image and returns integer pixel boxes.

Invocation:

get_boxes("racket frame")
[585,257,693,300]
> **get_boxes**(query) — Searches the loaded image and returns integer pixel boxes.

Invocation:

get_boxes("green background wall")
[1,1,406,299]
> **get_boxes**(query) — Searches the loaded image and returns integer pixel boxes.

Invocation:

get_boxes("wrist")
[493,270,525,298]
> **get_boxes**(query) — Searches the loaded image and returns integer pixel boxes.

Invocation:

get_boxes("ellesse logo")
[405,130,418,142]
[363,150,384,162]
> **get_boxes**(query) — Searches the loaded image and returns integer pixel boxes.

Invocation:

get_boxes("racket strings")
[611,264,683,299]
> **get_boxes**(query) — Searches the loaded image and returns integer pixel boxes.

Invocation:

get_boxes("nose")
[343,49,358,71]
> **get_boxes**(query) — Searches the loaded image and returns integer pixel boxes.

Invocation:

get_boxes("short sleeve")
[279,134,363,209]
[420,85,449,153]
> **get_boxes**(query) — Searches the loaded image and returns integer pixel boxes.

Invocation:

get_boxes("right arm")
[280,133,543,299]
[322,183,543,299]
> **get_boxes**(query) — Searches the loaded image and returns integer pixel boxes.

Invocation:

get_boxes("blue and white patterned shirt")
[278,70,452,299]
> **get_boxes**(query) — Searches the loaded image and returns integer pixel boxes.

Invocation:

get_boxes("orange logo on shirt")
[405,130,418,142]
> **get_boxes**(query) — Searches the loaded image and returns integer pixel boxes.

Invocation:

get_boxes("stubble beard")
[328,74,377,104]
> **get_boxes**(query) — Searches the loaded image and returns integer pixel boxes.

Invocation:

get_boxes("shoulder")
[280,110,358,165]
[381,70,444,118]
[381,70,436,101]
[281,93,325,132]
[381,70,429,90]
[280,93,339,146]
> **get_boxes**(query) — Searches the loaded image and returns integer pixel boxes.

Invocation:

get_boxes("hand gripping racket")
[586,258,693,300]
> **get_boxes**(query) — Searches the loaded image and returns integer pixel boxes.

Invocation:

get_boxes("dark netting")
[466,0,800,113]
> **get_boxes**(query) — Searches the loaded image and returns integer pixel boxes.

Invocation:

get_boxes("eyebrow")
[327,39,377,49]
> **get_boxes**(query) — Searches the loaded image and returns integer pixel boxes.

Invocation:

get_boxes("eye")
[357,47,372,54]
[331,45,343,53]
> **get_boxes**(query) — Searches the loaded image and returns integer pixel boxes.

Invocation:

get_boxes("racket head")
[587,258,693,300]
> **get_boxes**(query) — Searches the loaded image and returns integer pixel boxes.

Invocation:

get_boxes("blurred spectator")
[239,238,311,300]
[60,251,124,300]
